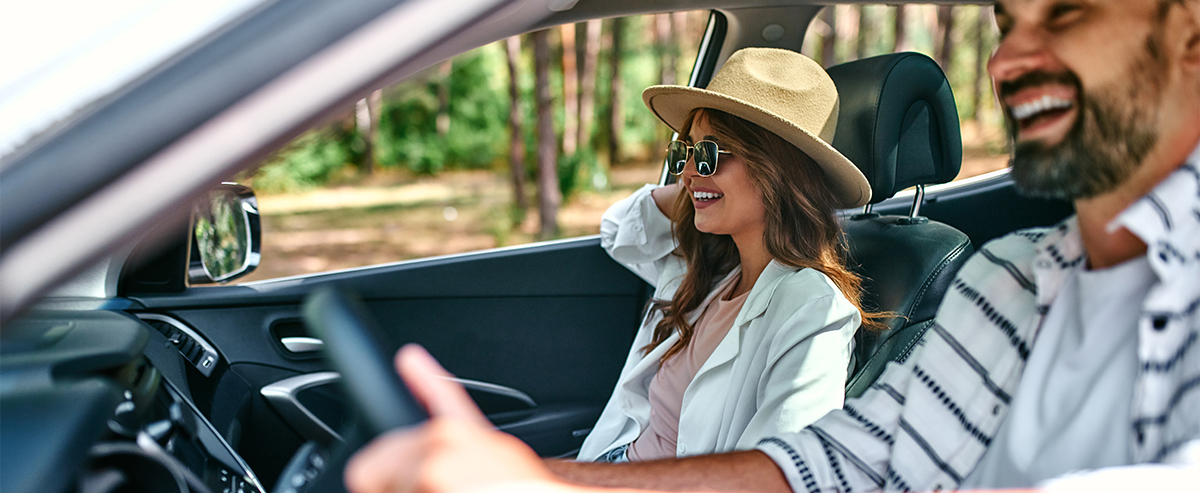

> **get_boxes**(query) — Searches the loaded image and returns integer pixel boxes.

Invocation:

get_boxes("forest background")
[237,5,1009,283]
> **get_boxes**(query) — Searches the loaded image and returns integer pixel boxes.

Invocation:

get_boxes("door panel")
[130,236,650,479]
[872,172,1074,248]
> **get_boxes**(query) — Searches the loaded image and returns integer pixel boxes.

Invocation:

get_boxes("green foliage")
[377,45,510,174]
[557,149,582,201]
[251,125,360,193]
[252,7,1009,198]
[609,15,667,158]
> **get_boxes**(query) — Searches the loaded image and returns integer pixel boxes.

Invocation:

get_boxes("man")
[346,0,1200,491]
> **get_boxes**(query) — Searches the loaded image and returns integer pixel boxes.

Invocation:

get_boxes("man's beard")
[1002,39,1166,201]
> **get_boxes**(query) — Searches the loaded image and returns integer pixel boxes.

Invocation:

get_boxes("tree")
[354,89,382,176]
[971,7,992,123]
[935,6,956,69]
[854,5,867,60]
[436,60,452,137]
[608,17,624,164]
[504,36,527,210]
[577,20,602,152]
[532,30,560,239]
[560,23,579,156]
[655,13,676,85]
[820,7,837,67]
[893,5,909,52]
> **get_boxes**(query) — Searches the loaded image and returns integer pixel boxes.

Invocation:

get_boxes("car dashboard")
[0,309,266,493]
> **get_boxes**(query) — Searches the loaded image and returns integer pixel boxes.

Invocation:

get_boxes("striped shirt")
[758,147,1200,492]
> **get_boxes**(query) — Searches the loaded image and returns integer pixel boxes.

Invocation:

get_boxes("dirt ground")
[238,132,1008,284]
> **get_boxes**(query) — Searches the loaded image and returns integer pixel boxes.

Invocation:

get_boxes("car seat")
[826,53,975,398]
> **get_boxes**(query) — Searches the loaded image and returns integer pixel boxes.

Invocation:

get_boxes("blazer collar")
[697,261,795,379]
[619,260,795,414]
[733,260,792,327]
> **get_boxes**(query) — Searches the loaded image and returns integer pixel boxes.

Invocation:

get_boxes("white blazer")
[577,185,859,461]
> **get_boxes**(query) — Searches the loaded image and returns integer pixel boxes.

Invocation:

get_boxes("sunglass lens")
[694,141,718,176]
[666,141,689,175]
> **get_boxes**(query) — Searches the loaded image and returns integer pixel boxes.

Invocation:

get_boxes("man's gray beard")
[1008,95,1159,201]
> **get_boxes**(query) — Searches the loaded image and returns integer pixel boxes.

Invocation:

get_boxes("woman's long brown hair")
[646,108,883,363]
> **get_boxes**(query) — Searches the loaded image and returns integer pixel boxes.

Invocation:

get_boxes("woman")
[576,48,877,463]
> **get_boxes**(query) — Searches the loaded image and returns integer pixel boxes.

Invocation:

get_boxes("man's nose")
[988,22,1056,89]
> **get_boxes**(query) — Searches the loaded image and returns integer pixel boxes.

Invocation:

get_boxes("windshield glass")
[0,0,265,161]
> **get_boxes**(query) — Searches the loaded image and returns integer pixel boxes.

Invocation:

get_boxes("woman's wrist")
[650,183,682,220]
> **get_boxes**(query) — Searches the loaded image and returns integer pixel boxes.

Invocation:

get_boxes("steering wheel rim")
[302,286,428,436]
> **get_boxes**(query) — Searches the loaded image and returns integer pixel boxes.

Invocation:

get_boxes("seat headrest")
[827,53,963,204]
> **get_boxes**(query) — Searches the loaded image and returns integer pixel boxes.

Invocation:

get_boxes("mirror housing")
[189,183,261,284]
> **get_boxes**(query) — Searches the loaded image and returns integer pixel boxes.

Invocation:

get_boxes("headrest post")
[862,204,873,215]
[909,184,926,218]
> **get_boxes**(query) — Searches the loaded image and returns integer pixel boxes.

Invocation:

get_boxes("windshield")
[0,0,265,161]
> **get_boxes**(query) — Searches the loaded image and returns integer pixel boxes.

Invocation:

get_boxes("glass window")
[801,4,1009,182]
[235,12,711,283]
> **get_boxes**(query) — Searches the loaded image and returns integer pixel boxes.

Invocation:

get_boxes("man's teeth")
[693,191,723,200]
[1011,95,1073,121]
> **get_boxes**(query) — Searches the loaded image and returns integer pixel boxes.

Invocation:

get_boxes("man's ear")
[1180,0,1200,71]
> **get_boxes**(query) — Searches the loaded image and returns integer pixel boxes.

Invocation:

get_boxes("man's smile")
[1004,85,1078,143]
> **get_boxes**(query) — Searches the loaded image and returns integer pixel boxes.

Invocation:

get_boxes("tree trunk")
[533,30,560,239]
[436,60,452,137]
[504,36,528,210]
[673,11,689,73]
[971,8,987,122]
[656,14,676,85]
[936,6,956,70]
[608,17,624,164]
[820,6,837,67]
[893,5,909,52]
[578,19,601,152]
[560,23,578,156]
[854,5,867,60]
[354,90,382,176]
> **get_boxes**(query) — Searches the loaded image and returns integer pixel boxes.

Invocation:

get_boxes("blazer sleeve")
[600,184,677,284]
[736,289,858,451]
[756,357,921,493]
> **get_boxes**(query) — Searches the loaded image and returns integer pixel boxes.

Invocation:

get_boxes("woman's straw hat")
[643,48,870,208]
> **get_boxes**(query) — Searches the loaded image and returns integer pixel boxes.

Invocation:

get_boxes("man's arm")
[345,345,793,493]
[546,451,791,493]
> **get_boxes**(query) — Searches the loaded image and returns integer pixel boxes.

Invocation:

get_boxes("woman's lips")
[691,188,723,209]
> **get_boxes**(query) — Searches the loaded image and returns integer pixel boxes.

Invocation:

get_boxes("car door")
[122,231,651,486]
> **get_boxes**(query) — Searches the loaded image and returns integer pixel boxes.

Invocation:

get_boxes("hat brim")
[643,85,871,209]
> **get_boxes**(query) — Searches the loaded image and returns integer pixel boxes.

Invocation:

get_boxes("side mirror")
[189,183,261,284]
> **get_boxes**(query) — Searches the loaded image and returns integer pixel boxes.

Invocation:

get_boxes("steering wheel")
[302,286,428,436]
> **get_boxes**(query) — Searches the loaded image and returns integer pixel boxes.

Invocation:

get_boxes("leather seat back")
[827,53,975,398]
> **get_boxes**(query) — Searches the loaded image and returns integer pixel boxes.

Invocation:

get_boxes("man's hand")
[344,344,564,493]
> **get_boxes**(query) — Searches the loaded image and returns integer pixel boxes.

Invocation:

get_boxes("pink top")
[628,274,750,461]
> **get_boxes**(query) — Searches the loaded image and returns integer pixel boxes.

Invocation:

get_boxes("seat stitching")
[907,239,972,320]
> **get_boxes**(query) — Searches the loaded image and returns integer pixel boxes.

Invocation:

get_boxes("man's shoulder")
[967,219,1073,274]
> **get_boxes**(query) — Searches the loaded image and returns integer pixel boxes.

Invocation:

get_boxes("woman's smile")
[690,186,723,209]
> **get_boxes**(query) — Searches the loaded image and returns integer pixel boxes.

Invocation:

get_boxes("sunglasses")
[666,140,732,177]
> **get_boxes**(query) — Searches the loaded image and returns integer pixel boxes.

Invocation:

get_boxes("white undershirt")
[961,255,1155,488]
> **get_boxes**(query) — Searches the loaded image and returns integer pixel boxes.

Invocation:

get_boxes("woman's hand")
[651,183,683,221]
[344,345,565,493]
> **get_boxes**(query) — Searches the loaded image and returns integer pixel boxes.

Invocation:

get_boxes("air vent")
[137,314,219,377]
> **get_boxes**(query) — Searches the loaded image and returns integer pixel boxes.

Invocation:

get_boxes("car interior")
[0,1,1075,493]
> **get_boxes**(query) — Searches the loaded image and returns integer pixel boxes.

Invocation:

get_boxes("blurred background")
[236,5,1010,283]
